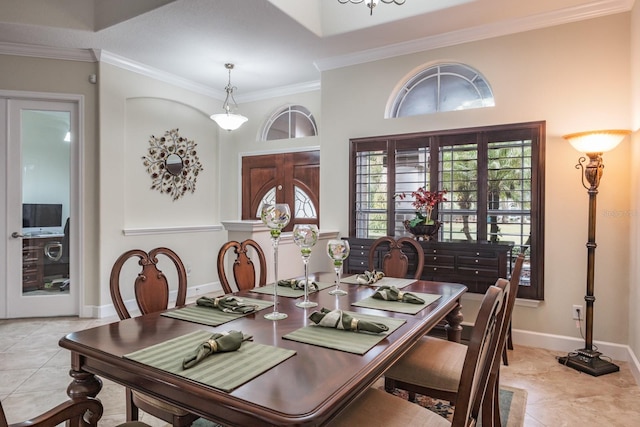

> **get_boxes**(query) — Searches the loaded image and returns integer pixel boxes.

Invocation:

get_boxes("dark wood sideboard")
[22,235,66,292]
[344,237,514,295]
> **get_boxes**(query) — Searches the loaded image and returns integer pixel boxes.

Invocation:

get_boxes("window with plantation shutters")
[349,122,545,300]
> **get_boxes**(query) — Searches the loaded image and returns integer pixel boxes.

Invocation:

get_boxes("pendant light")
[210,63,248,131]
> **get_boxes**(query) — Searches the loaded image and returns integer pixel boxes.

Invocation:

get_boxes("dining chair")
[217,239,266,293]
[502,252,525,366]
[384,253,525,427]
[328,284,505,427]
[367,236,425,279]
[0,396,103,427]
[109,247,198,427]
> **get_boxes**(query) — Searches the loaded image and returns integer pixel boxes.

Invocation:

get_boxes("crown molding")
[0,41,97,62]
[96,49,225,99]
[235,80,321,103]
[314,0,634,71]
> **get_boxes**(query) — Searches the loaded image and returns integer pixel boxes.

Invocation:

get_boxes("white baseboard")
[81,282,221,318]
[512,328,640,385]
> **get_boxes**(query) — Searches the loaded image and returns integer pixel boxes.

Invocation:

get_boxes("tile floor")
[1,314,639,427]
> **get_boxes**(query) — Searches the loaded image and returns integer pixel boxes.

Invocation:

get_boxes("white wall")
[320,14,632,345]
[98,63,228,308]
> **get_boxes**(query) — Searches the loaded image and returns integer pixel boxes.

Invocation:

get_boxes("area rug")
[165,385,527,427]
[386,384,527,427]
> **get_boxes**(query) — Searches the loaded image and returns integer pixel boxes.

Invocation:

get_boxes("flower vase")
[404,220,440,241]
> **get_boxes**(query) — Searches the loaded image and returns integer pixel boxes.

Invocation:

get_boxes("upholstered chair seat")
[386,335,467,396]
[327,388,450,427]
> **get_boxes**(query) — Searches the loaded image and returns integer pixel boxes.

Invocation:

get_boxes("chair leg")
[125,388,139,421]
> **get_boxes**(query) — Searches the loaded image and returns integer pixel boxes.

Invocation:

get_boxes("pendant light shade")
[210,63,248,131]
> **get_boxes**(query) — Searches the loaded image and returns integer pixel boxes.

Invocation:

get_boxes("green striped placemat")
[283,311,406,355]
[161,297,273,326]
[249,281,335,298]
[124,330,296,392]
[340,276,417,289]
[351,292,441,314]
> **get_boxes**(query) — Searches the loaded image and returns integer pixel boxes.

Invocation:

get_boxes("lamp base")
[558,348,619,377]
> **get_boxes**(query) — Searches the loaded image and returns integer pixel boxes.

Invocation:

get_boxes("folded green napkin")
[277,278,318,292]
[372,285,425,304]
[309,308,389,334]
[196,296,259,314]
[182,330,250,369]
[356,270,385,285]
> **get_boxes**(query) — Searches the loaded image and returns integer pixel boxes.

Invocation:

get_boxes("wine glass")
[260,203,291,320]
[326,239,350,296]
[293,224,319,308]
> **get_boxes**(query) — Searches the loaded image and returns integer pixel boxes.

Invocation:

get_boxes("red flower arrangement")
[395,187,447,227]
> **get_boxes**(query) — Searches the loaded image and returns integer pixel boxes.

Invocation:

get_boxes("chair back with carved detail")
[368,236,425,279]
[217,239,267,294]
[109,247,188,320]
[1,397,103,427]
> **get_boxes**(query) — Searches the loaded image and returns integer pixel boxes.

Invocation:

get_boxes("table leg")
[444,301,463,343]
[66,369,103,399]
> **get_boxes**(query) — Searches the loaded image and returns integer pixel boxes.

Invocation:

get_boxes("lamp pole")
[558,151,620,376]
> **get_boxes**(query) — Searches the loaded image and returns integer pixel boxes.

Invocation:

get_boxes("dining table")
[59,273,466,426]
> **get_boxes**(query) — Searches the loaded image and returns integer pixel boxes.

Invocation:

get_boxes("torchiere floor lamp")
[558,129,630,376]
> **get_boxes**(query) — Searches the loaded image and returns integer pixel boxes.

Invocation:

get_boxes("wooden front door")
[242,151,319,232]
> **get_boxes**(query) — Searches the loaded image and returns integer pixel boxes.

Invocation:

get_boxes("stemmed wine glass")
[326,239,350,296]
[293,224,319,308]
[260,203,291,320]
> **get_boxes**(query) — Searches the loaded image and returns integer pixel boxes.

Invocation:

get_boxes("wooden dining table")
[59,274,466,426]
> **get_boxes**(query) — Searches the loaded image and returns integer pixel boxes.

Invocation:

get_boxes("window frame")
[261,104,317,141]
[348,121,545,300]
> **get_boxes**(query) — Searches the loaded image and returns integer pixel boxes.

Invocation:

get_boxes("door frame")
[1,90,84,318]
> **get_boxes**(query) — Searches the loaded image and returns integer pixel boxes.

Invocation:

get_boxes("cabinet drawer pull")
[475,259,479,263]
[475,270,479,274]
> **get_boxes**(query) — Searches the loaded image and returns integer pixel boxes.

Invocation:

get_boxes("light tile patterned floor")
[1,314,639,426]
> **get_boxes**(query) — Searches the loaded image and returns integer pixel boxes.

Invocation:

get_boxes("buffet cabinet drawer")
[457,255,500,269]
[424,254,455,267]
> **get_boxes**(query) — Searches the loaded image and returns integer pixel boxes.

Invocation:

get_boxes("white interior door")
[2,97,80,318]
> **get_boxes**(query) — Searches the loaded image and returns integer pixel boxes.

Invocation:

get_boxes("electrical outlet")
[572,305,582,320]
[186,264,192,277]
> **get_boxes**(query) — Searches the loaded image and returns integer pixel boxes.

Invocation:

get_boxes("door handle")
[11,231,25,238]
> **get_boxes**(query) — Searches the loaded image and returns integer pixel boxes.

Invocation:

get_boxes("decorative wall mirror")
[142,128,204,201]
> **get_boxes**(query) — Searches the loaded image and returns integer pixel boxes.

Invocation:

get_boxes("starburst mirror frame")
[142,128,204,201]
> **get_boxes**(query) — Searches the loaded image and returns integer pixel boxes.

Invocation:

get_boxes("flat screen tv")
[22,203,63,228]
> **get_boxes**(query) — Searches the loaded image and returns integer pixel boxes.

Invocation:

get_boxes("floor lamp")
[558,129,630,376]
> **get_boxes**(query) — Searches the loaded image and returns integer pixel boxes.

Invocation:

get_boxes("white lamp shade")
[210,113,248,131]
[563,129,630,153]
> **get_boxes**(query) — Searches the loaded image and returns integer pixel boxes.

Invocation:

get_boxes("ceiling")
[0,0,633,101]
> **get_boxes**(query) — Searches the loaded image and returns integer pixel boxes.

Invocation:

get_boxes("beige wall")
[0,54,100,306]
[320,13,632,344]
[629,1,640,358]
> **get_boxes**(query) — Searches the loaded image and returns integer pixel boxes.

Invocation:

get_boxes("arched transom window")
[261,104,317,141]
[388,63,494,118]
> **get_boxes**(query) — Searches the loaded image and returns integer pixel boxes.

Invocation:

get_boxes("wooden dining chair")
[0,397,103,427]
[217,239,266,293]
[384,253,525,427]
[328,284,505,427]
[367,236,425,279]
[109,247,198,427]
